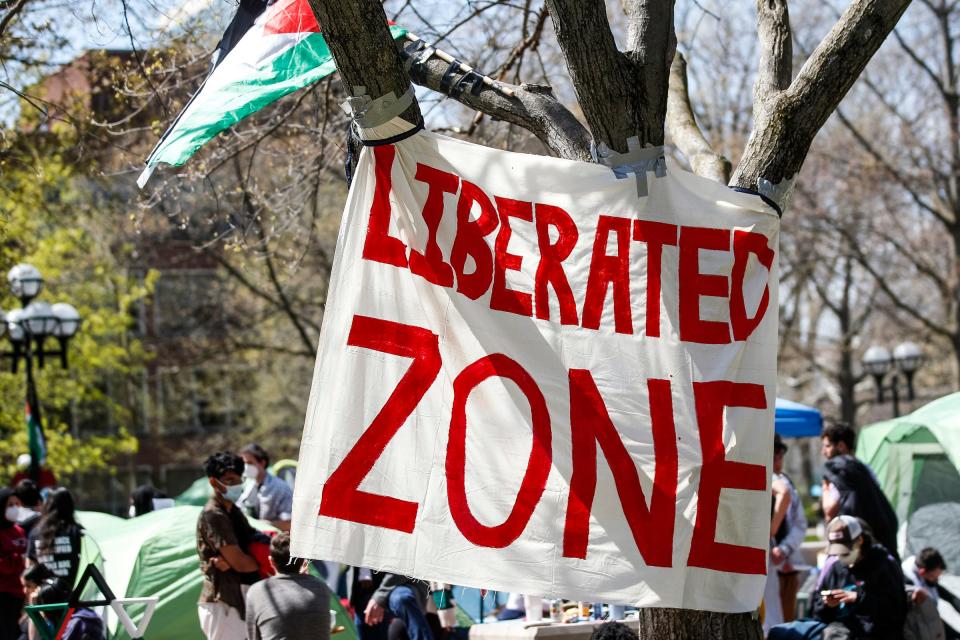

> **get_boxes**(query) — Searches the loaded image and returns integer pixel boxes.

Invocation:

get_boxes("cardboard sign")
[291,119,780,612]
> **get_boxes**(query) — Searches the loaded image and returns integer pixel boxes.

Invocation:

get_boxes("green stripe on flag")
[148,26,407,170]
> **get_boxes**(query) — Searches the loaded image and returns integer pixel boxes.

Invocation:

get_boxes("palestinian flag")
[138,0,406,187]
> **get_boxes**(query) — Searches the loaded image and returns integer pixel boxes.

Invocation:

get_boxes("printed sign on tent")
[290,118,780,613]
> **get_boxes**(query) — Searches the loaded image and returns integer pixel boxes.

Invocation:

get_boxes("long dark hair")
[37,487,82,551]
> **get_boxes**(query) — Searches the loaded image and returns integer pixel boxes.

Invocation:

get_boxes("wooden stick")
[404,32,516,98]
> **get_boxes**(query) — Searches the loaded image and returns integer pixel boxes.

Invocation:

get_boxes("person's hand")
[771,547,785,565]
[365,599,385,626]
[822,590,856,608]
[912,588,930,604]
[211,556,231,571]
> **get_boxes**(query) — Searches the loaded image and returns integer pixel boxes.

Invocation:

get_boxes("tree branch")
[546,0,675,151]
[666,52,731,182]
[754,0,792,101]
[307,0,421,123]
[407,54,592,161]
[0,0,28,40]
[733,0,912,202]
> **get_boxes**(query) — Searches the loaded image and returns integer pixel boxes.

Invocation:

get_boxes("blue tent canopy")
[775,398,823,437]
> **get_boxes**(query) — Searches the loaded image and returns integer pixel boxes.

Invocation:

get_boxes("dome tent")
[857,393,960,526]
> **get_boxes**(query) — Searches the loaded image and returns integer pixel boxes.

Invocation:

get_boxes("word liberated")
[319,314,768,575]
[291,119,780,612]
[364,146,774,344]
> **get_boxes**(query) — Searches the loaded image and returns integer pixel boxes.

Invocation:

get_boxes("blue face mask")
[217,480,245,503]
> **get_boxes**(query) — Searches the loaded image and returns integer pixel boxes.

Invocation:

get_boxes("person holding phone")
[770,516,906,639]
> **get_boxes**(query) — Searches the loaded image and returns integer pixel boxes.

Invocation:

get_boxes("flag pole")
[23,336,45,484]
[403,33,516,98]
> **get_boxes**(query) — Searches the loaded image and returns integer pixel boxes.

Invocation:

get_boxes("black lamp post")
[862,342,924,418]
[2,263,82,481]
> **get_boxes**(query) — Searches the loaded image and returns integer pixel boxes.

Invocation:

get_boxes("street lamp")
[1,263,82,481]
[862,341,924,418]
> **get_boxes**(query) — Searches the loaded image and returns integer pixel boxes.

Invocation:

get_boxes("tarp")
[76,508,356,640]
[291,118,781,612]
[857,393,960,523]
[774,398,822,437]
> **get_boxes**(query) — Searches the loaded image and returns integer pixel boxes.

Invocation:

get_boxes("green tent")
[857,392,960,523]
[76,507,357,640]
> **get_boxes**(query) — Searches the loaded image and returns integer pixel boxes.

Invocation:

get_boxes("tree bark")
[305,0,420,123]
[635,609,762,639]
[546,0,675,151]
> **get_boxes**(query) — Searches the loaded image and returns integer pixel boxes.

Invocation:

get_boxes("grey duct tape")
[592,137,667,198]
[757,175,795,213]
[341,85,416,130]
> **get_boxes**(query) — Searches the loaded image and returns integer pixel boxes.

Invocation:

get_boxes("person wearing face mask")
[237,444,293,532]
[196,451,263,640]
[0,489,27,640]
[771,515,906,639]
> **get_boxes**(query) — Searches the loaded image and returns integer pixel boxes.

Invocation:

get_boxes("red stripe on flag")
[262,0,398,36]
[263,0,319,35]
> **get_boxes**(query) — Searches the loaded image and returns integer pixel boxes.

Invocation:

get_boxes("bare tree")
[300,0,912,635]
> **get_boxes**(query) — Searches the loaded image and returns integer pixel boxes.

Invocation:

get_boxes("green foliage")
[0,144,154,480]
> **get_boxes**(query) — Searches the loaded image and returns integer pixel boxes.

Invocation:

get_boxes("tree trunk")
[635,609,762,639]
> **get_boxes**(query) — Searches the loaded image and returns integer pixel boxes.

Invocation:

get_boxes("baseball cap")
[826,515,863,555]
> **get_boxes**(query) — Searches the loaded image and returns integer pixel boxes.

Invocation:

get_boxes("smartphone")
[820,590,833,597]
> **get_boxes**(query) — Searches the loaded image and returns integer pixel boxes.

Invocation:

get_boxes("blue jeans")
[388,586,432,640]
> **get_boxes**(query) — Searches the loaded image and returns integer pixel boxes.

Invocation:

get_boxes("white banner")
[291,119,780,613]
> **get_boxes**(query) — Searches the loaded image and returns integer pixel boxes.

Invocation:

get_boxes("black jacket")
[813,543,907,639]
[823,455,899,556]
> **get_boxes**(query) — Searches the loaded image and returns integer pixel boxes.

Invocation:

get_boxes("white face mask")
[218,480,245,503]
[15,507,35,523]
[839,544,861,567]
[5,506,20,523]
[128,505,137,518]
[243,463,260,480]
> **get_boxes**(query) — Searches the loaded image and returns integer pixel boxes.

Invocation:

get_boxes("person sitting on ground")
[365,574,431,640]
[821,422,899,557]
[197,451,263,640]
[903,547,960,640]
[26,488,84,587]
[244,532,331,640]
[238,444,293,532]
[18,564,54,640]
[769,516,906,640]
[13,481,42,536]
[34,578,104,640]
